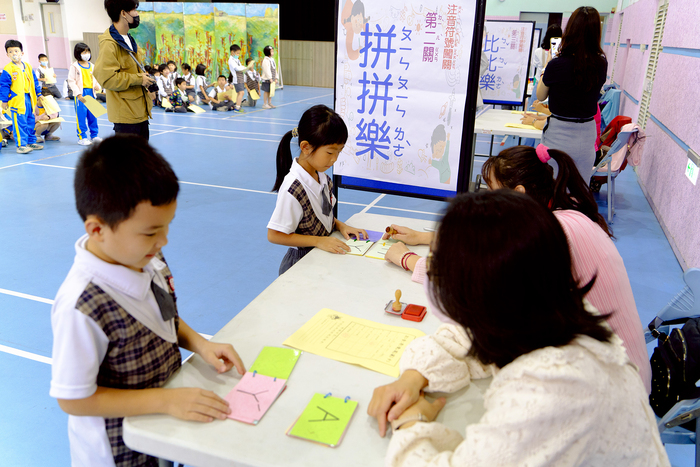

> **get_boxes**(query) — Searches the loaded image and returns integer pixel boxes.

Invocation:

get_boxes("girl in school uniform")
[67,43,101,146]
[260,45,277,109]
[194,64,211,105]
[267,105,367,275]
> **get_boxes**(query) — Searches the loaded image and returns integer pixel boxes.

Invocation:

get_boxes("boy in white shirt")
[227,44,251,112]
[50,135,246,466]
[36,53,62,98]
[156,63,173,107]
[207,74,235,111]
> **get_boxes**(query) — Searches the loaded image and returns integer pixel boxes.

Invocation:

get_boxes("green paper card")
[287,393,358,447]
[249,346,301,380]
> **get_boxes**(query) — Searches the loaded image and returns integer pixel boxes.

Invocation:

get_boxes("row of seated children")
[146,59,261,113]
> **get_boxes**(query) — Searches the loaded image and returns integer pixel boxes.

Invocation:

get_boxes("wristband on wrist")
[391,413,426,431]
[400,252,418,271]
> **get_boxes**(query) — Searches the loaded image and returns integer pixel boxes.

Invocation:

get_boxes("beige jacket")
[93,28,152,124]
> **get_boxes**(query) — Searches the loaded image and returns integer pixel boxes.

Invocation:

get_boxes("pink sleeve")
[553,210,651,393]
[411,256,427,284]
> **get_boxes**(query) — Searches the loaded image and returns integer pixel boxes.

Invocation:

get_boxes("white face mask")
[81,53,91,61]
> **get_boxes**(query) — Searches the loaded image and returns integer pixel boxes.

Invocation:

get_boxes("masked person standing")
[94,0,155,140]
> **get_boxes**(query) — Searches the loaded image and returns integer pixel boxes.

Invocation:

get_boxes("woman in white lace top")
[368,191,669,467]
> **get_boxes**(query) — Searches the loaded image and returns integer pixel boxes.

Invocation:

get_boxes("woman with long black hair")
[530,24,562,79]
[536,6,607,181]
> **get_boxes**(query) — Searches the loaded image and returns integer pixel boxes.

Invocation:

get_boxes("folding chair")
[645,268,700,466]
[591,124,643,223]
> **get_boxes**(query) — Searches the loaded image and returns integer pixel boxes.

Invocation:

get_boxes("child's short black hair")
[5,40,23,52]
[104,0,139,23]
[167,60,176,67]
[246,58,254,65]
[158,63,168,73]
[263,45,273,57]
[38,53,48,60]
[230,44,241,53]
[181,63,191,72]
[74,43,90,61]
[217,74,226,80]
[74,135,179,228]
[195,63,206,76]
[174,77,185,87]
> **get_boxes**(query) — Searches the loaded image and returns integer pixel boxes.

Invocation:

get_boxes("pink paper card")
[225,372,287,425]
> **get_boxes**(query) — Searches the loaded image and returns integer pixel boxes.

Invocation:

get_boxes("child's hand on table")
[337,223,368,241]
[367,369,429,437]
[198,340,246,375]
[163,387,232,422]
[317,236,351,254]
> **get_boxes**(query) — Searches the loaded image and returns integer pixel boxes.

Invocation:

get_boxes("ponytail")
[272,130,294,192]
[482,145,613,238]
[271,104,348,192]
[547,149,613,237]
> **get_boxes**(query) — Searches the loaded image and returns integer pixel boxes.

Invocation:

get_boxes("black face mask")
[127,14,140,29]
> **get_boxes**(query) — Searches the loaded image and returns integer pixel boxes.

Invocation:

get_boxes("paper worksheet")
[249,89,260,100]
[217,90,234,101]
[504,123,538,130]
[270,83,276,97]
[39,117,65,124]
[283,309,425,377]
[41,95,61,115]
[188,104,206,113]
[43,68,56,85]
[82,95,107,118]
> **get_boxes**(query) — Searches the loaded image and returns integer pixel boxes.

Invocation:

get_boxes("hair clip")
[324,393,332,398]
[291,127,299,138]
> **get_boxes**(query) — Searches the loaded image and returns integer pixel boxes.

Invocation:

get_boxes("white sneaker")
[91,137,103,144]
[78,139,92,146]
[262,104,272,109]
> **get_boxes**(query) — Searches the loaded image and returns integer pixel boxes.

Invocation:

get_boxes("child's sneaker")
[16,146,33,154]
[27,143,44,150]
[78,139,92,146]
[91,137,103,144]
[234,106,244,112]
[35,136,45,143]
[45,135,60,141]
[262,104,272,109]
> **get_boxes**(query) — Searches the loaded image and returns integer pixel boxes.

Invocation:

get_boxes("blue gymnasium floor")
[0,84,691,466]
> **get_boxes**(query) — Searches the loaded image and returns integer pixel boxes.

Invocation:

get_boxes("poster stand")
[332,0,488,210]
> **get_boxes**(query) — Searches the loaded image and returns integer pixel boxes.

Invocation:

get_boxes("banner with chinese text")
[334,0,480,197]
[480,20,534,106]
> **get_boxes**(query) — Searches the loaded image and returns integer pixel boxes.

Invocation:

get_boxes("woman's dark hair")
[74,43,91,62]
[540,24,562,50]
[482,145,612,237]
[427,191,612,369]
[272,105,348,192]
[263,46,273,57]
[104,0,139,23]
[195,63,206,76]
[75,134,179,228]
[560,6,606,90]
